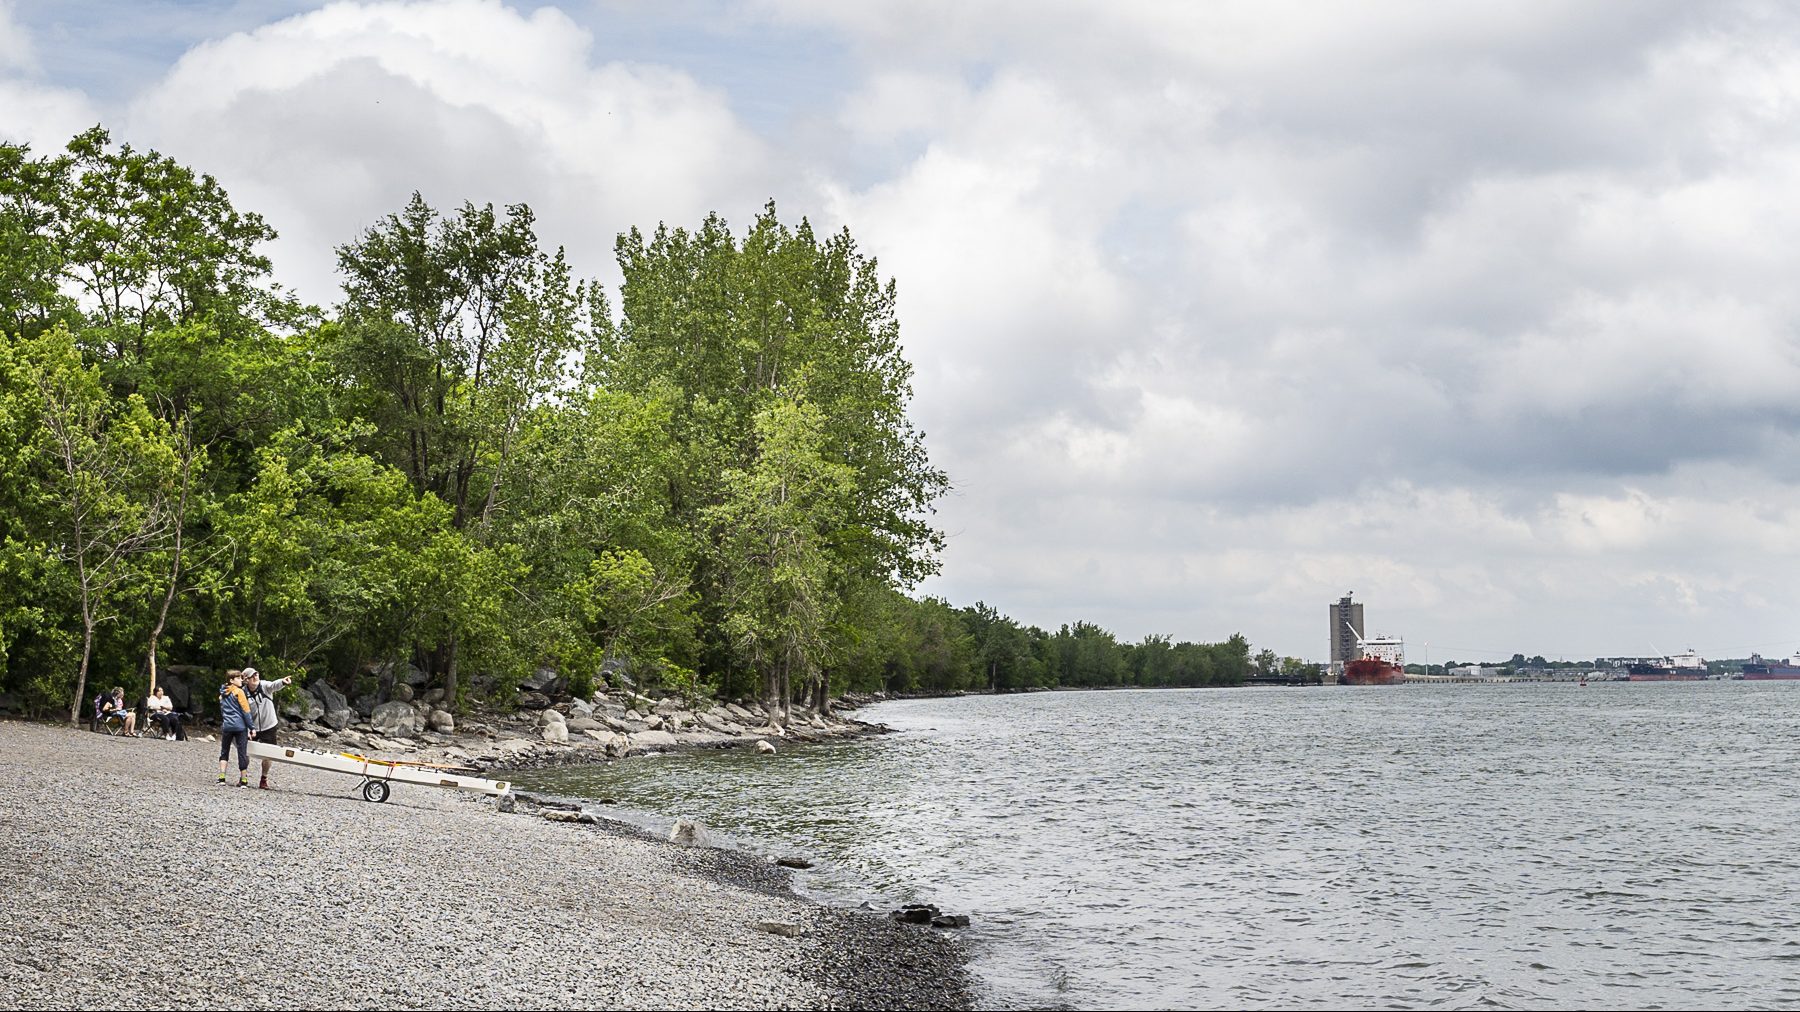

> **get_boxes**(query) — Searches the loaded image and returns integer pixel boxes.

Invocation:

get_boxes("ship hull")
[1743,667,1800,680]
[1341,658,1406,685]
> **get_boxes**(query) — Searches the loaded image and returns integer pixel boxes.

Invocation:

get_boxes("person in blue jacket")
[217,670,253,787]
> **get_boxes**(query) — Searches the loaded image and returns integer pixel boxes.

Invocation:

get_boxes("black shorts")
[252,727,277,746]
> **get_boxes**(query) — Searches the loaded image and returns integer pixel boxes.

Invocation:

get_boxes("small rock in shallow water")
[890,904,939,925]
[755,740,777,754]
[930,914,971,929]
[775,856,813,869]
[669,818,706,846]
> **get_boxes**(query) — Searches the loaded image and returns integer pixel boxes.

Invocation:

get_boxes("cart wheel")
[361,780,390,804]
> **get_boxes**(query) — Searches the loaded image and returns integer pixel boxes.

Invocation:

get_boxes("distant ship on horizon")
[1628,649,1709,682]
[1741,652,1800,680]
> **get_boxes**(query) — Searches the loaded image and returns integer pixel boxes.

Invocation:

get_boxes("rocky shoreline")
[0,719,971,1010]
[232,666,894,776]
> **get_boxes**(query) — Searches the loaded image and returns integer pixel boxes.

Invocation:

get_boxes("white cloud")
[120,0,776,305]
[0,2,100,148]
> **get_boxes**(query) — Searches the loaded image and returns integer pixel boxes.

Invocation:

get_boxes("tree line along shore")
[0,126,1255,729]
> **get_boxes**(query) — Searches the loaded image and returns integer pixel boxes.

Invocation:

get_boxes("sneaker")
[216,776,227,786]
[258,779,270,790]
[166,733,175,741]
[238,778,250,788]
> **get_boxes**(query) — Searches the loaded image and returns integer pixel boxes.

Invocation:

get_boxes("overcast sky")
[8,0,1800,662]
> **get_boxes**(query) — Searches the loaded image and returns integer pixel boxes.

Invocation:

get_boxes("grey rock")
[423,688,446,705]
[669,818,706,846]
[541,722,569,744]
[539,708,566,726]
[281,693,325,723]
[322,707,356,731]
[370,700,417,737]
[775,856,813,869]
[519,666,561,693]
[565,716,602,732]
[390,683,415,703]
[516,691,552,711]
[629,729,678,750]
[399,663,429,688]
[494,791,516,814]
[697,713,740,736]
[312,681,350,714]
[890,904,939,925]
[755,921,805,938]
[428,710,455,734]
[352,693,378,718]
[654,697,684,715]
[756,740,777,755]
[930,914,971,929]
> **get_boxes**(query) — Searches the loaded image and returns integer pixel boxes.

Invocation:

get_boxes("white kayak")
[248,740,511,803]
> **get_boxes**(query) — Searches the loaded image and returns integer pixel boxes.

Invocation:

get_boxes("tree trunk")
[69,619,95,726]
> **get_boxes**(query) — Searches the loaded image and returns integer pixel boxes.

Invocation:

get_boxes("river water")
[511,682,1800,1010]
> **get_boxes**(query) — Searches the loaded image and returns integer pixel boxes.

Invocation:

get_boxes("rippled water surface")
[513,683,1800,1009]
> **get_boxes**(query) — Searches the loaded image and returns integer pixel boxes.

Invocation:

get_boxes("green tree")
[17,327,182,721]
[706,399,855,722]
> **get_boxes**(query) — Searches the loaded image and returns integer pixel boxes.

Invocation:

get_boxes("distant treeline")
[0,127,1255,722]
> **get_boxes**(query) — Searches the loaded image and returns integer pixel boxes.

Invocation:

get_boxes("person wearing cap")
[217,670,253,786]
[242,667,295,790]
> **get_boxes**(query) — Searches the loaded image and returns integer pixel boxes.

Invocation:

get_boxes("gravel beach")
[0,721,971,1010]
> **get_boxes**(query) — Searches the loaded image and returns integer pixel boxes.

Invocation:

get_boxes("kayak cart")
[248,741,510,803]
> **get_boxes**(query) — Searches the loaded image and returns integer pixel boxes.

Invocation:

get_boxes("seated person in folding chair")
[146,686,185,741]
[101,686,135,736]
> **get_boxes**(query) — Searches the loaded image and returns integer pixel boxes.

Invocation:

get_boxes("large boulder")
[653,697,684,715]
[724,703,761,725]
[370,700,418,737]
[352,693,379,718]
[519,666,563,694]
[280,692,325,723]
[311,681,350,714]
[516,690,552,711]
[322,707,357,731]
[390,683,415,703]
[629,729,678,750]
[538,708,566,727]
[428,709,455,733]
[566,716,602,732]
[569,697,595,718]
[697,712,741,737]
[541,722,569,744]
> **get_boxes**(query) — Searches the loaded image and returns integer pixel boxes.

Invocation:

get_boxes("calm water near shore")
[514,682,1800,1009]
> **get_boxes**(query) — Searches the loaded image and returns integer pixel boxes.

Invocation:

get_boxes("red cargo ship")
[1341,657,1407,685]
